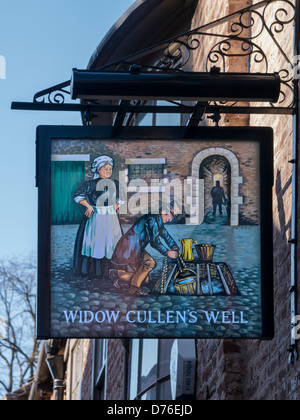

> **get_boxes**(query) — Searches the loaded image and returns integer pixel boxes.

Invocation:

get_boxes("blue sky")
[0,0,135,258]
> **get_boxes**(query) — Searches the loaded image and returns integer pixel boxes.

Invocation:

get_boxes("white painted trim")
[127,187,166,193]
[125,158,166,165]
[51,154,90,162]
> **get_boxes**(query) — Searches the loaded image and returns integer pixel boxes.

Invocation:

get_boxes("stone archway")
[200,155,231,222]
[191,148,243,226]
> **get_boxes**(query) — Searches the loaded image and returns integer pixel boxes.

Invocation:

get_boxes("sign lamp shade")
[70,68,281,103]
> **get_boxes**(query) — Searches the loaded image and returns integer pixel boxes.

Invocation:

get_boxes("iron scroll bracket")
[11,0,298,121]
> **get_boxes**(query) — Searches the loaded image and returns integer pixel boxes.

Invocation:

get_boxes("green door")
[51,161,86,225]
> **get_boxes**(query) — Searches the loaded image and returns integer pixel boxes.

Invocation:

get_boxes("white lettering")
[63,311,78,323]
[126,311,136,323]
[84,311,94,324]
[96,179,116,207]
[117,171,205,221]
[204,311,220,323]
[0,55,6,80]
[105,311,120,324]
[127,179,149,215]
[222,311,231,323]
[152,406,160,415]
[292,316,300,340]
[0,316,6,338]
[107,405,142,418]
[231,311,239,324]
[95,311,105,323]
[185,406,193,415]
[185,178,204,225]
[203,311,248,324]
[189,311,198,324]
[240,311,248,324]
[293,55,300,80]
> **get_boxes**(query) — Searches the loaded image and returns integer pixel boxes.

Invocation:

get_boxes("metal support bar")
[187,101,207,127]
[113,100,130,127]
[11,0,297,116]
[11,101,295,116]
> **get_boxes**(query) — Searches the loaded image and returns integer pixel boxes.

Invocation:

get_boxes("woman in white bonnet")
[73,155,124,279]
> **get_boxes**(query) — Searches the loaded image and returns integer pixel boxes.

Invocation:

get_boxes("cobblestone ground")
[50,213,263,339]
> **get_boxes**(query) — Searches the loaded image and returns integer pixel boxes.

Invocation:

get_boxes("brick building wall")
[105,340,126,400]
[244,0,298,399]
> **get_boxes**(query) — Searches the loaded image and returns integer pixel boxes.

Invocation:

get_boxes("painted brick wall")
[52,138,260,225]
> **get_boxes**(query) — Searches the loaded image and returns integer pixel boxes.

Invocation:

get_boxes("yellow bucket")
[194,244,216,262]
[174,275,197,296]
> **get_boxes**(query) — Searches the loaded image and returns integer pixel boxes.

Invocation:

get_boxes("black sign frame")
[36,125,274,340]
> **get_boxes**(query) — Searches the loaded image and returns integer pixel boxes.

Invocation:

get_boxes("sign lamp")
[71,68,281,103]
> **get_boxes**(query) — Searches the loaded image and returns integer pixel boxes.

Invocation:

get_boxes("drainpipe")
[46,354,66,400]
[45,341,66,400]
[28,342,50,400]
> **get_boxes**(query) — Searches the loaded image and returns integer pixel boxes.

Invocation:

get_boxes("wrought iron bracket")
[33,80,71,106]
[207,108,222,127]
[11,0,298,121]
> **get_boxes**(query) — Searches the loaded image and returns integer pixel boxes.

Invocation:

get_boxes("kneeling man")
[110,202,179,296]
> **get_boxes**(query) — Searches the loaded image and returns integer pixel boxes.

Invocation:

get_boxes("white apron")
[81,206,122,260]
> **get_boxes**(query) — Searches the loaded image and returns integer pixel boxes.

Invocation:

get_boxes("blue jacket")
[111,214,178,268]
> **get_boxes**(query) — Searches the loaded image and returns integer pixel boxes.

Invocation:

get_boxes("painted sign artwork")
[37,127,274,339]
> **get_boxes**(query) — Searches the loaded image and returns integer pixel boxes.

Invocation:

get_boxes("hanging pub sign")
[36,126,274,340]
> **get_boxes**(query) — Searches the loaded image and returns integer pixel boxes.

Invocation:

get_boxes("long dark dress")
[73,178,123,278]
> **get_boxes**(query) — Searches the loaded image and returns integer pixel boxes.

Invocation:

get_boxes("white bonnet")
[91,155,114,179]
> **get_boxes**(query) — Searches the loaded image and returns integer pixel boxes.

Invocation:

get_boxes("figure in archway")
[211,181,226,216]
[199,154,231,224]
